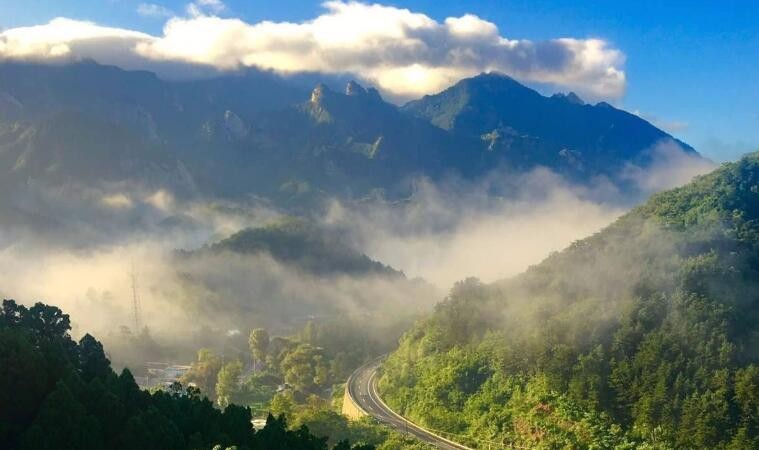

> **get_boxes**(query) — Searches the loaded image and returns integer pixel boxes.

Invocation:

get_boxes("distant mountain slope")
[168,218,436,335]
[239,82,482,205]
[0,60,307,132]
[207,218,402,277]
[0,61,310,211]
[0,111,184,184]
[379,152,759,449]
[0,62,703,212]
[403,72,696,178]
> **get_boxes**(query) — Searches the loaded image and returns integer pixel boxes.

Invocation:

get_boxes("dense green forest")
[176,318,429,450]
[180,319,387,409]
[379,152,759,449]
[0,299,374,450]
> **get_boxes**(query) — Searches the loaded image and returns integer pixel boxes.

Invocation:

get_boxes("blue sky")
[1,0,758,161]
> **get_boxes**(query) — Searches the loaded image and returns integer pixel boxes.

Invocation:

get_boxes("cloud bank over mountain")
[322,143,715,288]
[0,1,626,100]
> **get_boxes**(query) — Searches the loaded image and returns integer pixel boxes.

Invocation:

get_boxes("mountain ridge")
[0,61,704,212]
[402,71,696,177]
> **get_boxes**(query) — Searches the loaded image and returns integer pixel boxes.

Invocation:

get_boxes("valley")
[1,3,757,448]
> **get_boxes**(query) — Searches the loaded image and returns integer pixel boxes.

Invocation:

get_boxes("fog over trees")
[1,18,753,449]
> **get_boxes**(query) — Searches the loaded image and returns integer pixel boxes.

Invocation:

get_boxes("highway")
[346,358,473,450]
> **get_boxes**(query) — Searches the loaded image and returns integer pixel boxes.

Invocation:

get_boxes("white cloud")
[0,18,151,60]
[0,1,626,100]
[621,141,716,193]
[137,3,175,19]
[322,142,712,288]
[101,193,134,209]
[323,168,626,287]
[187,0,226,17]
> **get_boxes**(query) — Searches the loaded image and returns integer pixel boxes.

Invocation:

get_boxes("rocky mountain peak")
[345,81,383,102]
[552,91,585,105]
[345,80,367,96]
[310,83,330,104]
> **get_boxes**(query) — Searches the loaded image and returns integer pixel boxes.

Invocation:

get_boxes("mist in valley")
[324,141,714,287]
[0,140,714,371]
[2,3,755,449]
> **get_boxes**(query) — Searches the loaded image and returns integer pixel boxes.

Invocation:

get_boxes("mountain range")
[0,61,700,212]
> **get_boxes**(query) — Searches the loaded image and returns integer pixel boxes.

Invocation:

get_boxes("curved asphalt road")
[347,358,472,450]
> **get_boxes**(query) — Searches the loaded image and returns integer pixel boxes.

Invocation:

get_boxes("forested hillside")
[0,299,372,450]
[157,217,433,344]
[379,152,759,449]
[206,218,402,277]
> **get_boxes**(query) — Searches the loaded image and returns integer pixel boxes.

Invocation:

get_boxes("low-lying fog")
[0,141,714,366]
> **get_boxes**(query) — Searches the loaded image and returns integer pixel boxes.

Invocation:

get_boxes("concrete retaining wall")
[341,383,367,420]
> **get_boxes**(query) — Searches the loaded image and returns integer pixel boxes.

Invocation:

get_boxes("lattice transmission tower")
[130,265,143,332]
